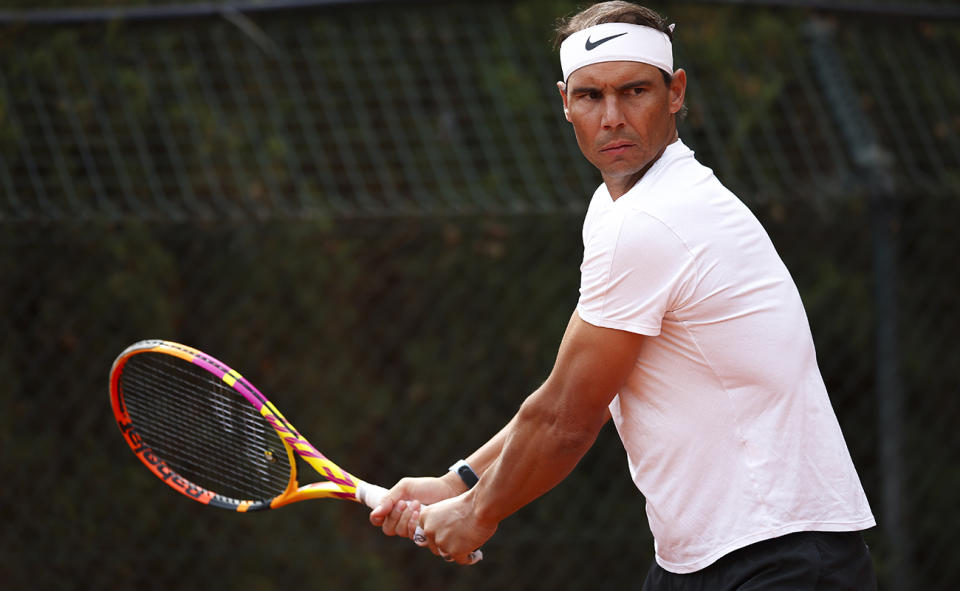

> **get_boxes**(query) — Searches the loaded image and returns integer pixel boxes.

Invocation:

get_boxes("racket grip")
[356,481,390,509]
[356,481,483,565]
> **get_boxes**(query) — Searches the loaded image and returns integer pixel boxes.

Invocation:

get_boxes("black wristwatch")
[448,459,479,489]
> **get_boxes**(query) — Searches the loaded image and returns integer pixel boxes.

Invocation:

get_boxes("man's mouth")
[600,141,635,153]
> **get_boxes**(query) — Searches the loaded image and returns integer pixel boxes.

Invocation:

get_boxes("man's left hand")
[418,493,496,565]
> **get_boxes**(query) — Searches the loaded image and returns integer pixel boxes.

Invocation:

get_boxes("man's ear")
[557,81,572,122]
[668,69,687,115]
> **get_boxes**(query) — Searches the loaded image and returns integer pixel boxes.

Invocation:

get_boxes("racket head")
[110,340,358,511]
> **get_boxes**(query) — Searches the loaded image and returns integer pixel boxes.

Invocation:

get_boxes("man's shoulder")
[648,143,718,193]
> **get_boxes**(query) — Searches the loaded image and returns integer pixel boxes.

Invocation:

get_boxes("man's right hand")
[368,474,465,539]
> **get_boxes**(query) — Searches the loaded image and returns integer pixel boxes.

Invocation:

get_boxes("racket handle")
[356,481,483,565]
[356,481,389,508]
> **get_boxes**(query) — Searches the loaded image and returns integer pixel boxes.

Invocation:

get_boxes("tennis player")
[370,2,877,588]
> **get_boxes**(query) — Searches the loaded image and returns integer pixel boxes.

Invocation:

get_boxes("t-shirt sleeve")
[577,209,695,336]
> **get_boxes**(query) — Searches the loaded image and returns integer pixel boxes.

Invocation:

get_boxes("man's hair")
[554,1,686,120]
[553,1,672,49]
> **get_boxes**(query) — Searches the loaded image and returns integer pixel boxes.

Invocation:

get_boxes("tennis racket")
[109,339,481,564]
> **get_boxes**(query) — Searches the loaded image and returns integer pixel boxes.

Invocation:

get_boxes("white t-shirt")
[578,140,875,574]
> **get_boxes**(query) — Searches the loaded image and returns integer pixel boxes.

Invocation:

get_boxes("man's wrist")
[448,459,480,490]
[439,467,468,495]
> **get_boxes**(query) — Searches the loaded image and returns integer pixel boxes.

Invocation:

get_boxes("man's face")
[559,61,686,196]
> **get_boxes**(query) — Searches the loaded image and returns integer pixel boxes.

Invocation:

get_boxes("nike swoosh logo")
[585,32,628,51]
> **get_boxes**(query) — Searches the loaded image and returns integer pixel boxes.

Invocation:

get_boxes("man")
[370,2,877,588]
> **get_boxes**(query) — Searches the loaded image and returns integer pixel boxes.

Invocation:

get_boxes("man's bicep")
[545,310,645,419]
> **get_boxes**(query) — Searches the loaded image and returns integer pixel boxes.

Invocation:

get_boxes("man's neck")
[604,172,644,201]
[603,135,679,200]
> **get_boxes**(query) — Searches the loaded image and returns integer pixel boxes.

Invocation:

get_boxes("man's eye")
[631,87,645,95]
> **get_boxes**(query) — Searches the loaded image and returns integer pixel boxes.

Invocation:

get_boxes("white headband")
[559,22,674,83]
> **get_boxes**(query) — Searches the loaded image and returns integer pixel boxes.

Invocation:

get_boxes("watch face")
[455,463,479,488]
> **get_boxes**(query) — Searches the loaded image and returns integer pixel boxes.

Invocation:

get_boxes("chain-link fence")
[2,1,958,589]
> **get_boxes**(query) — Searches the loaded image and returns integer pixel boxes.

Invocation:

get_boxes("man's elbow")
[515,394,606,456]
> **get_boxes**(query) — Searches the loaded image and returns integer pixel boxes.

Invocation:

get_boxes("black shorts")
[642,530,877,591]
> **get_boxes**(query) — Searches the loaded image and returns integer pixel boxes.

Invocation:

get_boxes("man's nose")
[601,96,625,129]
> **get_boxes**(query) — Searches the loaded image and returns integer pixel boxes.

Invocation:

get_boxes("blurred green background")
[1,0,958,589]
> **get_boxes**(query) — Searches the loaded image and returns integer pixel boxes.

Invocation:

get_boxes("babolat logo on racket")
[118,419,210,501]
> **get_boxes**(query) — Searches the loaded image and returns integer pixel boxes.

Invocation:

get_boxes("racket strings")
[120,353,292,502]
[123,368,287,500]
[124,357,287,491]
[122,358,288,500]
[129,361,278,453]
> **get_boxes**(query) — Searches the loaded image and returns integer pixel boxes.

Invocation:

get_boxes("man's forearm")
[465,386,607,527]
[462,415,517,478]
[414,313,642,562]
